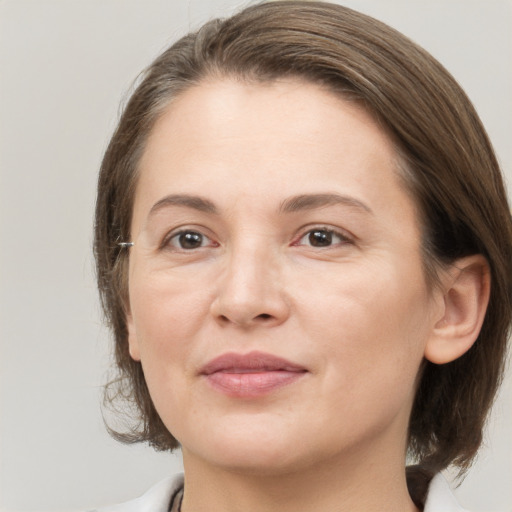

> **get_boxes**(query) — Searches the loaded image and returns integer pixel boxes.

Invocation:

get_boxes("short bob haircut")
[95,0,512,489]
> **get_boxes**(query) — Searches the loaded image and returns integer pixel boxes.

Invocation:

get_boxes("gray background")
[0,1,511,511]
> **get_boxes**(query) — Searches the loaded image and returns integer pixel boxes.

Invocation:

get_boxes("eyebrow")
[147,192,372,218]
[279,193,373,214]
[149,194,218,216]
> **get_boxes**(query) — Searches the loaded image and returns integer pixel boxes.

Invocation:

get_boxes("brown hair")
[95,0,512,489]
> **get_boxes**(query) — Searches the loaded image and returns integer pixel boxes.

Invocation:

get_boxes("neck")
[180,445,419,512]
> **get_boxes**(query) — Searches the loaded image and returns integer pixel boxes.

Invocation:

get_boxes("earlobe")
[424,255,490,365]
[126,313,141,361]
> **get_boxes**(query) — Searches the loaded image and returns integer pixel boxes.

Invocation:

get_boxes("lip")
[199,351,308,398]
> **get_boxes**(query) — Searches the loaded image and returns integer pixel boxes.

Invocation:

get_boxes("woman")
[93,2,512,511]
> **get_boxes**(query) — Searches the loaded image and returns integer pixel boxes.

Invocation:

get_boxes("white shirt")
[91,473,468,512]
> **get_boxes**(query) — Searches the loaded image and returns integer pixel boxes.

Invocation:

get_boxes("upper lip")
[199,351,307,375]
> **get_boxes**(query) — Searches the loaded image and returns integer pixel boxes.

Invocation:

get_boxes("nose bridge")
[212,233,288,326]
[225,234,277,304]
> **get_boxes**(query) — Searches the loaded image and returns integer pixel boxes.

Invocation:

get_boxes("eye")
[165,230,216,250]
[296,228,351,248]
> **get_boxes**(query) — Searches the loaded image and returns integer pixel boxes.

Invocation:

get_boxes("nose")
[210,243,290,328]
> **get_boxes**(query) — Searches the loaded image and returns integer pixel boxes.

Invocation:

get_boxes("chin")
[180,421,315,476]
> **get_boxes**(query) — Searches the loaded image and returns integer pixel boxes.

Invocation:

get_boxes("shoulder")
[89,473,184,512]
[424,474,470,512]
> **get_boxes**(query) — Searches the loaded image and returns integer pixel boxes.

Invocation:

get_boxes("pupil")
[309,230,332,247]
[179,232,203,249]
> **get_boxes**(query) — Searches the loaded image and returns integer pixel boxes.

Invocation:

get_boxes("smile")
[199,351,308,398]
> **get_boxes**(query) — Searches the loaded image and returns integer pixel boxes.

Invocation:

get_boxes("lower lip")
[204,370,306,398]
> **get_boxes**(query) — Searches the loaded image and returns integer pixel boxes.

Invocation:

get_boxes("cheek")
[293,259,431,386]
[130,268,211,338]
[127,267,217,391]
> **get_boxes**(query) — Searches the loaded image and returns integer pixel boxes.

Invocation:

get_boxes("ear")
[126,312,141,362]
[424,255,490,365]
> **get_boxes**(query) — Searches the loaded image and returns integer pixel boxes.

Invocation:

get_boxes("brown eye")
[297,228,349,248]
[167,230,211,250]
[308,230,333,247]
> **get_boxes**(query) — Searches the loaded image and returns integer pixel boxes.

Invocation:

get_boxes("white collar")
[93,474,183,512]
[424,473,469,512]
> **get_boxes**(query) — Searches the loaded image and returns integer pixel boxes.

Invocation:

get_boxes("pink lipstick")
[200,351,307,398]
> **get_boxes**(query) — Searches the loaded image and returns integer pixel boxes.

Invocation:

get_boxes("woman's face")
[126,78,443,475]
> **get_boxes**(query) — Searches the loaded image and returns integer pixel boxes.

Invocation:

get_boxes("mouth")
[199,351,308,398]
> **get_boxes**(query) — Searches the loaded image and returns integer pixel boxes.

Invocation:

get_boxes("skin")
[125,78,488,512]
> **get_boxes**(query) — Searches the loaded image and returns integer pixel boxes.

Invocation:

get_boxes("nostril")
[216,312,276,326]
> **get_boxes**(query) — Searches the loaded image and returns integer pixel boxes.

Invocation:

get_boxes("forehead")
[133,77,416,232]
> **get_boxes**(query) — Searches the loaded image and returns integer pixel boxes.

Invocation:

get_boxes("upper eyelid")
[294,232,351,248]
[169,229,213,242]
[292,224,355,243]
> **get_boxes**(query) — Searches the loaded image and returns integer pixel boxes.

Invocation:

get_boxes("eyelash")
[161,226,353,251]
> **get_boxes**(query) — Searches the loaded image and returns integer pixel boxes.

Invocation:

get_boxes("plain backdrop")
[0,1,511,511]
